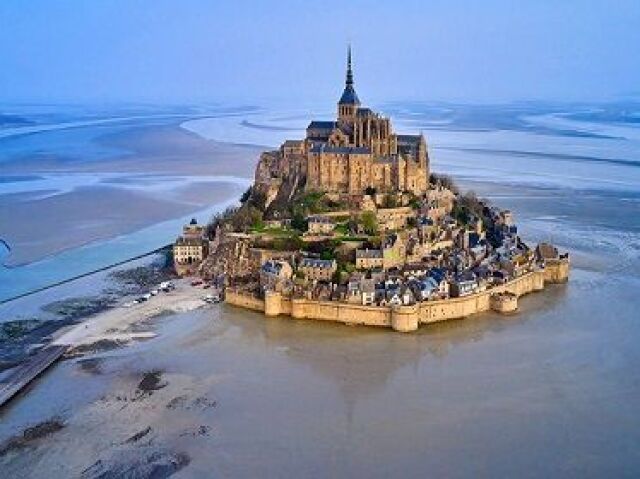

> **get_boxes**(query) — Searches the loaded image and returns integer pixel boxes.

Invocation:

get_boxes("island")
[173,48,569,332]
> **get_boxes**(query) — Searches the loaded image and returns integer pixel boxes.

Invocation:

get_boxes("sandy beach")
[52,280,208,348]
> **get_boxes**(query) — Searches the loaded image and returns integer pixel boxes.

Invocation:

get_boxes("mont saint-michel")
[6,2,640,476]
[172,49,570,332]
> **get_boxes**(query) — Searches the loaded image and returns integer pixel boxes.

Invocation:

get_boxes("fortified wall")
[225,259,569,333]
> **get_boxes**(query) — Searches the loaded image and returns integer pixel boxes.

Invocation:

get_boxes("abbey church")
[255,48,430,198]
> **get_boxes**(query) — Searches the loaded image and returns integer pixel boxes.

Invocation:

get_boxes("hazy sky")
[1,0,639,105]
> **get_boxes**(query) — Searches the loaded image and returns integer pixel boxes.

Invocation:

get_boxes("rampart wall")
[225,260,569,333]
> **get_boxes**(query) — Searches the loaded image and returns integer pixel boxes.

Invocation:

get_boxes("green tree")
[291,211,308,232]
[361,211,378,235]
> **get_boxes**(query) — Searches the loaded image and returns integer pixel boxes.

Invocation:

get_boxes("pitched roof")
[397,134,423,144]
[339,85,360,105]
[356,249,383,258]
[307,121,337,130]
[300,258,336,269]
[309,144,371,155]
[537,243,558,259]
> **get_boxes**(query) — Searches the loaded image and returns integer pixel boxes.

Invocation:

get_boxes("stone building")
[254,47,430,200]
[306,48,429,195]
[173,218,209,276]
[376,206,414,232]
[260,260,293,293]
[355,248,384,270]
[307,215,335,235]
[299,258,337,282]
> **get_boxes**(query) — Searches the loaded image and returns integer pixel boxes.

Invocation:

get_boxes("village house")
[376,206,414,232]
[355,248,384,269]
[449,271,480,297]
[260,260,293,293]
[360,279,376,305]
[263,218,291,229]
[400,286,416,305]
[307,215,335,235]
[173,218,210,276]
[299,258,337,282]
[249,248,297,272]
[346,272,365,303]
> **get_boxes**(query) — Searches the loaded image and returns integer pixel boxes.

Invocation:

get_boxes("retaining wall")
[226,260,569,332]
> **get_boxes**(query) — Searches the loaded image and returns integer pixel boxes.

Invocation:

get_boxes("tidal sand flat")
[0,121,260,267]
[0,182,240,267]
[0,108,263,299]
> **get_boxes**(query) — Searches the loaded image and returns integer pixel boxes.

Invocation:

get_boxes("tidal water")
[1,101,640,477]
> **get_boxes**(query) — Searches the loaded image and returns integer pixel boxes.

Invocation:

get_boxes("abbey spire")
[338,46,360,119]
[346,44,354,88]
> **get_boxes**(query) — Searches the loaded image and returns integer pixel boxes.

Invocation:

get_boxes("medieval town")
[172,49,569,332]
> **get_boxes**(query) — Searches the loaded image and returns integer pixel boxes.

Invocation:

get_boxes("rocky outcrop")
[199,232,253,284]
[254,150,306,214]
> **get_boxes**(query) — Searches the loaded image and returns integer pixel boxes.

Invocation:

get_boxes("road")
[0,345,68,409]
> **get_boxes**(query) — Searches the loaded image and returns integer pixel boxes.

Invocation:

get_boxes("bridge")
[0,345,68,409]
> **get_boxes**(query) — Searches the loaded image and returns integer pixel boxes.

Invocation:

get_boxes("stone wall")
[225,289,265,312]
[226,259,569,333]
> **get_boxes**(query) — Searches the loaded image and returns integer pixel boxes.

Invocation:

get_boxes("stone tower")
[337,46,360,121]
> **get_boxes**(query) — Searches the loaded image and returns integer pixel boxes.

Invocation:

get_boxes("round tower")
[264,290,282,317]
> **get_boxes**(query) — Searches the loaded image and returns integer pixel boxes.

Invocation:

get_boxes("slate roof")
[261,260,288,275]
[537,243,558,260]
[397,134,422,144]
[175,237,205,246]
[356,107,373,117]
[309,144,371,155]
[307,121,337,130]
[339,85,360,105]
[300,258,336,269]
[356,249,383,259]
